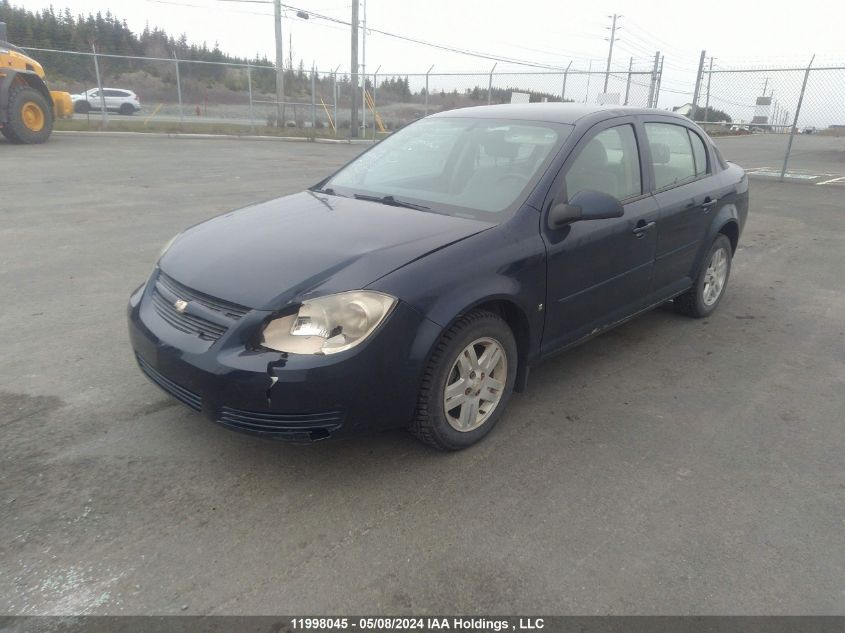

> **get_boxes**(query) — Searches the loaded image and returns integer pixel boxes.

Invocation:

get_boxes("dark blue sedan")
[128,103,748,450]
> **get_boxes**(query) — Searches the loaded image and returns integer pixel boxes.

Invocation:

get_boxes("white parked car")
[72,88,141,115]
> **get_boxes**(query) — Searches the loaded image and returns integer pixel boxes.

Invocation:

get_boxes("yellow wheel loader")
[1,22,73,144]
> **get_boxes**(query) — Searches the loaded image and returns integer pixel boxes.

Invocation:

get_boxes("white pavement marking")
[816,175,845,185]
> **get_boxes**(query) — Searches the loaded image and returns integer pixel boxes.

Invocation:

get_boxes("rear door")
[103,89,123,111]
[541,117,660,354]
[642,118,717,296]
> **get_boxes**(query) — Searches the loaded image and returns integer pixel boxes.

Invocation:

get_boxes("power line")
[206,0,579,69]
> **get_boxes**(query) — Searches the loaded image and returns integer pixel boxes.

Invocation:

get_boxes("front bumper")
[128,274,440,441]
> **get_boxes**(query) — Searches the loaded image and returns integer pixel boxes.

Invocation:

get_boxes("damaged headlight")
[261,291,397,355]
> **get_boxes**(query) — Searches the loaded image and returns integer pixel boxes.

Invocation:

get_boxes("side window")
[104,90,123,97]
[564,124,641,201]
[688,130,709,176]
[645,123,696,190]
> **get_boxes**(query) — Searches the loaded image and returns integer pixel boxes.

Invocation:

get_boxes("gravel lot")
[1,133,843,615]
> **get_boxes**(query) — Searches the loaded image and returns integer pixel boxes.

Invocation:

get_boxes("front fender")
[368,215,547,364]
[0,70,53,123]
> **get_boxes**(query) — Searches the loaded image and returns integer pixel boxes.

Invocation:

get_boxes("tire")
[674,234,733,318]
[75,100,92,114]
[1,125,18,142]
[119,103,135,115]
[4,85,53,144]
[411,310,517,450]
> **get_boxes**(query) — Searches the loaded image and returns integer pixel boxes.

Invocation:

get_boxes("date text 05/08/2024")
[290,617,546,630]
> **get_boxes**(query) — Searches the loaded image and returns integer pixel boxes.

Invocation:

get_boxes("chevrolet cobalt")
[128,104,748,450]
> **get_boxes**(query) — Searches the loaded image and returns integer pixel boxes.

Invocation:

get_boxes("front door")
[541,119,659,354]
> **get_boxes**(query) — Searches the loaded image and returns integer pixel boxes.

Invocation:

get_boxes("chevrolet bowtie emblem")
[174,299,189,314]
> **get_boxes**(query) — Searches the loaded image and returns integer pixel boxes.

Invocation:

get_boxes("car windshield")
[322,117,572,220]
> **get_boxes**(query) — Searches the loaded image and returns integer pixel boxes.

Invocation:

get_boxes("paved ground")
[1,134,844,615]
[714,134,845,183]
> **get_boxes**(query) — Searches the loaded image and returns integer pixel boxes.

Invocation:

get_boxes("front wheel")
[674,234,733,318]
[3,85,53,144]
[411,310,517,450]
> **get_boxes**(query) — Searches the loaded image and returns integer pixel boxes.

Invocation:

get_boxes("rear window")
[689,130,709,176]
[645,122,697,190]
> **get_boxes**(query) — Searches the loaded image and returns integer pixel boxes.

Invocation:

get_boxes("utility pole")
[350,0,359,137]
[273,0,285,126]
[703,56,714,122]
[647,51,660,107]
[691,49,706,112]
[361,0,367,136]
[654,54,664,106]
[603,13,621,93]
[623,56,633,105]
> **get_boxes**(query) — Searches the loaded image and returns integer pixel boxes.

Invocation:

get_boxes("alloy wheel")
[443,337,507,432]
[703,247,728,306]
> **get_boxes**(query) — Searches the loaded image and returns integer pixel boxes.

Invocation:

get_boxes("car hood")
[159,191,493,310]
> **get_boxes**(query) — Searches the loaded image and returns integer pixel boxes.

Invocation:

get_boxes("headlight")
[158,233,181,260]
[261,291,396,355]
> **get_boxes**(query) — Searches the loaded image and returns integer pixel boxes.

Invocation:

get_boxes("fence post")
[311,65,317,140]
[703,56,713,123]
[561,61,571,102]
[247,61,255,134]
[424,65,434,115]
[584,60,592,103]
[780,55,815,182]
[91,43,108,128]
[623,57,632,105]
[487,62,497,105]
[173,52,183,125]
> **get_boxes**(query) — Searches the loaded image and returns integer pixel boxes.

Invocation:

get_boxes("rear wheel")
[674,234,733,318]
[411,310,517,450]
[3,85,53,144]
[119,103,135,115]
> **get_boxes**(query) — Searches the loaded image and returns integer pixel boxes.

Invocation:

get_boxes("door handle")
[701,197,718,212]
[632,220,656,237]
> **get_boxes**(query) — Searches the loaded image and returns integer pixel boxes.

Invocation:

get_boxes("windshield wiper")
[310,187,346,197]
[352,193,430,211]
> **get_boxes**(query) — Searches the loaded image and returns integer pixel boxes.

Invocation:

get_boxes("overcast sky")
[13,0,845,112]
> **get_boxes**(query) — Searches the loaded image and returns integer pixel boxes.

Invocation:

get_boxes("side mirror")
[547,189,624,230]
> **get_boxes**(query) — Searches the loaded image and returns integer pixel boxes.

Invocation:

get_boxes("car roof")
[429,103,689,126]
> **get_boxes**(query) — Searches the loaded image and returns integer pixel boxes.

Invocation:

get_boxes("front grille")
[218,406,344,436]
[157,272,249,321]
[136,354,202,411]
[151,288,228,341]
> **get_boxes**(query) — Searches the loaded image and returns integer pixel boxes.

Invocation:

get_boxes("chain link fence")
[21,46,845,180]
[23,47,667,135]
[692,61,845,179]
